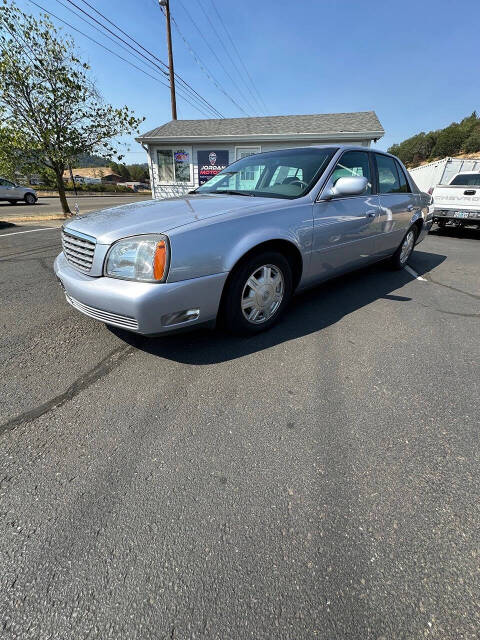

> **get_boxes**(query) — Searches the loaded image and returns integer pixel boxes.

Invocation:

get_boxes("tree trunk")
[55,168,71,216]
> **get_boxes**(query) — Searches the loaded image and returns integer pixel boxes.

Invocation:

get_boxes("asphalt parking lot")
[0,223,479,639]
[0,194,148,219]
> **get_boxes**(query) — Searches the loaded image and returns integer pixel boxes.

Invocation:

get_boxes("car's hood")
[64,194,276,244]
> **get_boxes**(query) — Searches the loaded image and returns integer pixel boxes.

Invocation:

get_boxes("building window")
[235,146,261,182]
[157,148,191,183]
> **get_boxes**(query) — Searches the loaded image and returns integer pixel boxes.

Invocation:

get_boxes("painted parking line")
[0,227,58,238]
[404,264,427,281]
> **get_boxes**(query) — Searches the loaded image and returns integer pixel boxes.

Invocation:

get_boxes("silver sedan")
[54,146,432,335]
[0,177,37,204]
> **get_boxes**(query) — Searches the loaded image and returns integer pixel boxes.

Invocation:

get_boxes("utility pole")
[159,0,177,120]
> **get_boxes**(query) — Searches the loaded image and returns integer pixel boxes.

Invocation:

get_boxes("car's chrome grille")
[65,293,139,330]
[62,228,96,273]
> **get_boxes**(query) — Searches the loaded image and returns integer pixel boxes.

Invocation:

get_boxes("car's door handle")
[366,211,376,218]
[407,205,414,212]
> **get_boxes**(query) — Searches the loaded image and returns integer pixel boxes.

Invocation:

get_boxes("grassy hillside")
[388,112,480,168]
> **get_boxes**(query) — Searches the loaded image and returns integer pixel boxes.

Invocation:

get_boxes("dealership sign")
[198,150,229,185]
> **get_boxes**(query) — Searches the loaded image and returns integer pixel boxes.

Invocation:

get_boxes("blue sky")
[18,0,480,164]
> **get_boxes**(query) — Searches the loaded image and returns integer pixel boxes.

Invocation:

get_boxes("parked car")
[431,171,480,229]
[54,146,432,336]
[0,178,37,204]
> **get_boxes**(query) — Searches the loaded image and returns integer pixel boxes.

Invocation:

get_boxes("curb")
[0,214,67,223]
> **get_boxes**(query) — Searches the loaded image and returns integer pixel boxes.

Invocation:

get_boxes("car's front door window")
[327,151,372,195]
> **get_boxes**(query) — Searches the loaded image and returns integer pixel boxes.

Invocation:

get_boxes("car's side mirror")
[323,176,369,200]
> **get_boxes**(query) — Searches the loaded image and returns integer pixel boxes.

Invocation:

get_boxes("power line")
[177,0,255,116]
[196,0,259,115]
[73,0,224,118]
[209,0,268,114]
[52,0,222,118]
[168,10,250,117]
[25,0,217,118]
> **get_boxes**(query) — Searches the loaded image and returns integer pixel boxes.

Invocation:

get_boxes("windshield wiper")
[215,190,255,197]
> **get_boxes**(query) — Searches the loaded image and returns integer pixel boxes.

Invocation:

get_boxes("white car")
[432,171,480,228]
[0,177,38,205]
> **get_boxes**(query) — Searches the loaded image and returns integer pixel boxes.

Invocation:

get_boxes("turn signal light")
[153,240,167,280]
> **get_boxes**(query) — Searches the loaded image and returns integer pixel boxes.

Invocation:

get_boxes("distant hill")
[388,112,480,168]
[71,154,149,182]
[74,153,108,168]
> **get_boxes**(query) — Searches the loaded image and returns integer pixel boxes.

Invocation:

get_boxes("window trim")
[156,146,193,185]
[235,145,261,161]
[317,149,375,202]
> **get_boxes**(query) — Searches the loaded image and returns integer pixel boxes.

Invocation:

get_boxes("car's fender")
[166,203,312,283]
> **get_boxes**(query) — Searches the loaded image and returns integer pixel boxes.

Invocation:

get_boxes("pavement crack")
[415,300,480,319]
[0,345,134,436]
[423,275,480,301]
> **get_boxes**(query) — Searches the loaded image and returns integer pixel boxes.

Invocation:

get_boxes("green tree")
[388,112,480,167]
[430,122,469,158]
[0,2,144,214]
[127,164,149,181]
[464,126,480,153]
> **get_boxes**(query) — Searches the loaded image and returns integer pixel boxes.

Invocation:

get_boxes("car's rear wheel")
[390,226,418,270]
[24,193,36,205]
[221,251,293,335]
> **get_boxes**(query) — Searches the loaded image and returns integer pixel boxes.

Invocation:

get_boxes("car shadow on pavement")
[110,250,446,365]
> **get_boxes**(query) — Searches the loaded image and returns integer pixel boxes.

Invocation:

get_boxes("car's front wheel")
[24,193,36,205]
[221,251,293,335]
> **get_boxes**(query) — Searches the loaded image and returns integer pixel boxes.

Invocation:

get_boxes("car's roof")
[259,144,397,157]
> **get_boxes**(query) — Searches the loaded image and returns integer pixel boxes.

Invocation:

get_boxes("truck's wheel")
[437,220,446,229]
[221,251,293,335]
[389,226,418,270]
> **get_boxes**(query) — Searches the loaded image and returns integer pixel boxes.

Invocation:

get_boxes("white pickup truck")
[432,171,480,229]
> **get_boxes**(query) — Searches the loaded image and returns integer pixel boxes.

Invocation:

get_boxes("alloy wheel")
[241,264,285,324]
[399,230,415,265]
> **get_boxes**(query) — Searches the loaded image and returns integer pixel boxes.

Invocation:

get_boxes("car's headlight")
[104,234,169,282]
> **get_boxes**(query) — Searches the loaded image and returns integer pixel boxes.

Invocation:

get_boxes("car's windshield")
[450,173,480,186]
[195,147,336,199]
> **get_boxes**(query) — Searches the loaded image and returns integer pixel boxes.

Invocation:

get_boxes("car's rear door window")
[375,154,401,194]
[394,160,411,193]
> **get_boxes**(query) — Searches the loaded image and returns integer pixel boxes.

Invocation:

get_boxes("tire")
[24,193,36,205]
[437,220,446,229]
[221,251,293,335]
[389,226,418,270]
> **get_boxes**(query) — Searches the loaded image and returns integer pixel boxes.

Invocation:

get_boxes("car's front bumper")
[54,252,228,335]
